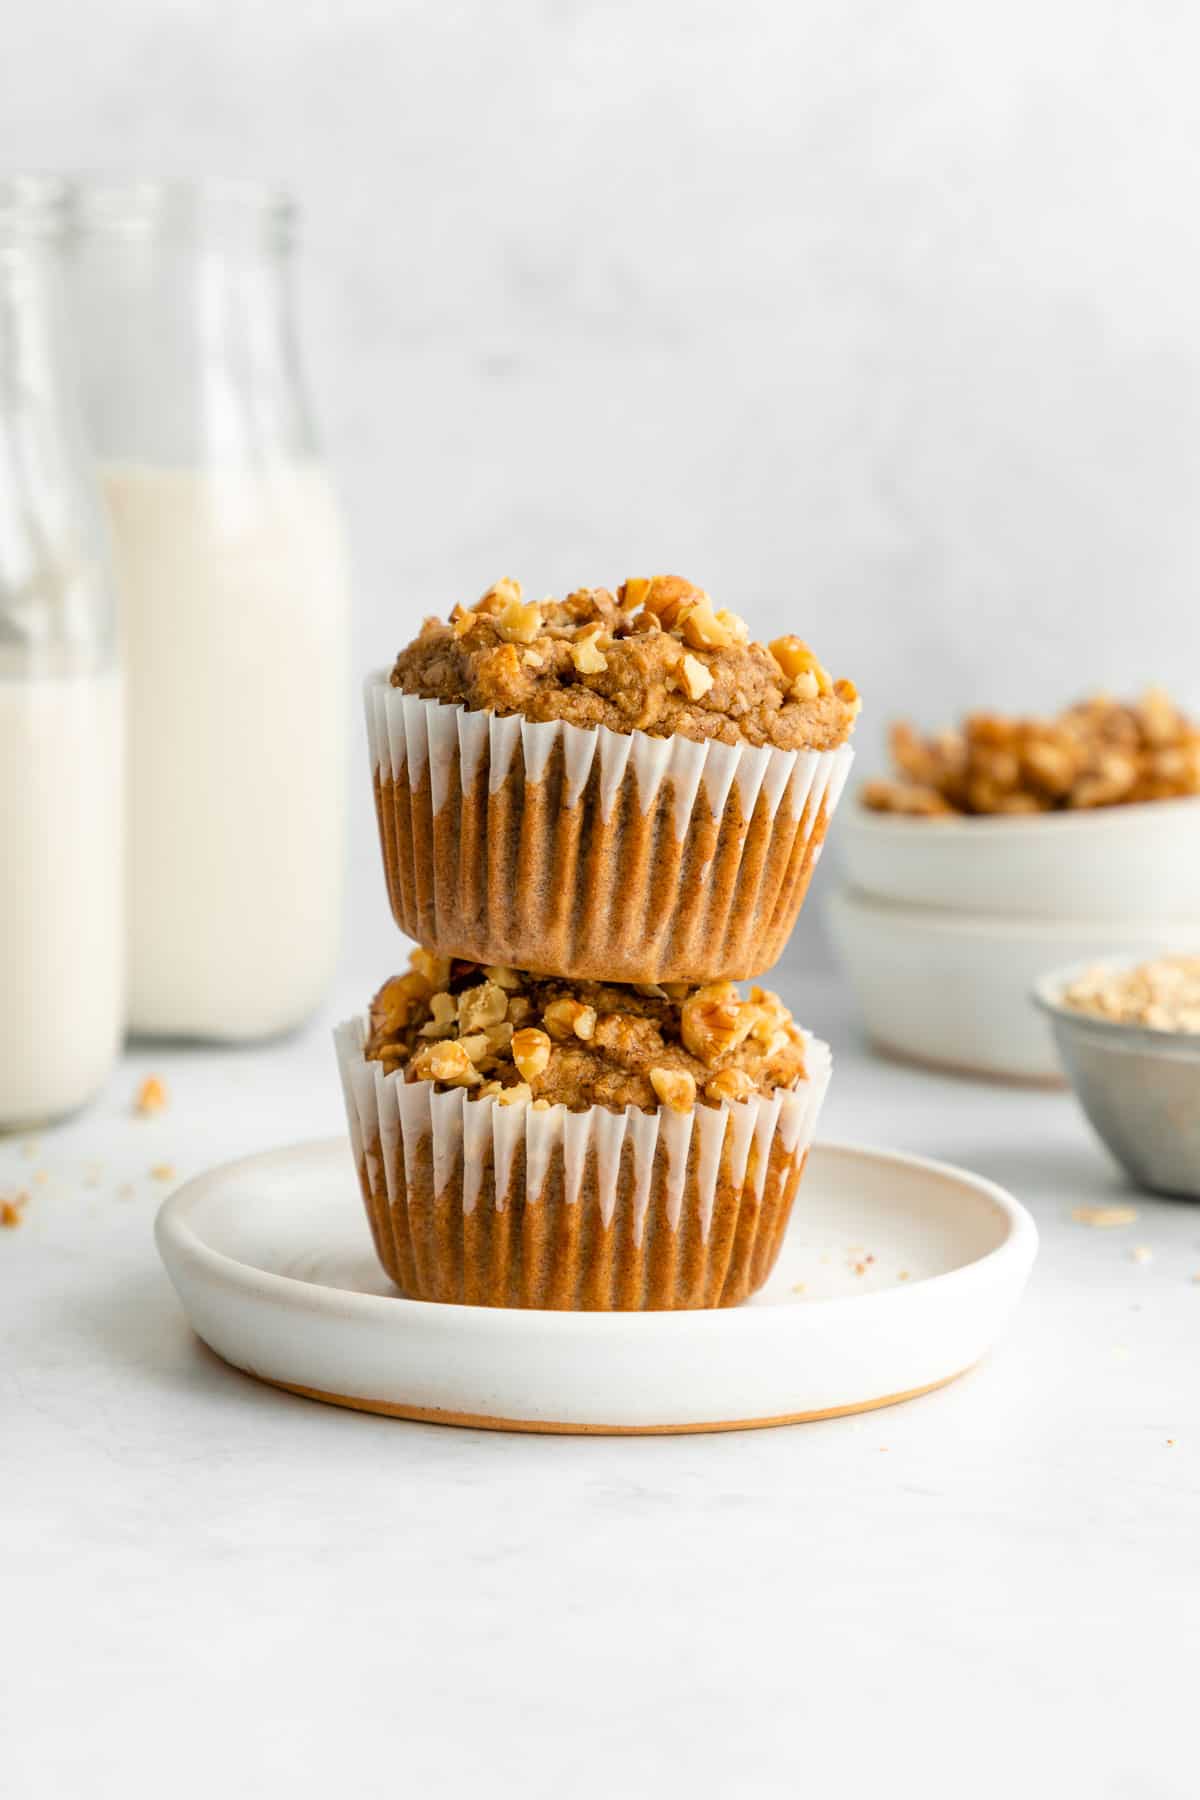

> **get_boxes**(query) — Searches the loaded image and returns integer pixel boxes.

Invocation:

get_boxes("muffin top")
[863,689,1200,817]
[390,575,860,752]
[364,949,809,1113]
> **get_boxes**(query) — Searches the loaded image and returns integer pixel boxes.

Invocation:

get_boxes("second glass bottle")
[71,179,349,1041]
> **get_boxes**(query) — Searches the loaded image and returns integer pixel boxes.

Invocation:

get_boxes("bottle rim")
[70,177,296,247]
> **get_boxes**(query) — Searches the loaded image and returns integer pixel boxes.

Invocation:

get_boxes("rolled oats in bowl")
[368,575,859,983]
[1034,955,1200,1199]
[1058,956,1200,1033]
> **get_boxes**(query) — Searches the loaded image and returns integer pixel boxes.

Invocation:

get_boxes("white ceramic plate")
[828,885,1200,1083]
[841,792,1200,921]
[155,1137,1037,1435]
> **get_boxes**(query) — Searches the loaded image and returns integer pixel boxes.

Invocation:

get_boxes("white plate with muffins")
[155,575,1037,1430]
[155,1134,1036,1434]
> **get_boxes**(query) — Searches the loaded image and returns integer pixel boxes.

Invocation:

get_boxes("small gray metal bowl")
[1033,958,1200,1199]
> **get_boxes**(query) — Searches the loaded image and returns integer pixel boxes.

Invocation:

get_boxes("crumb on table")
[134,1075,169,1116]
[1071,1204,1139,1228]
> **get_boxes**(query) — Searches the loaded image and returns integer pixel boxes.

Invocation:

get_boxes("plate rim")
[154,1135,1039,1331]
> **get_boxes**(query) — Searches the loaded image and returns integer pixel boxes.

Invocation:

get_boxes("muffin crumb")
[1,1192,29,1228]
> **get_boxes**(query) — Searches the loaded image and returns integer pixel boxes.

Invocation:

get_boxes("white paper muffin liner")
[367,676,854,982]
[334,1017,832,1311]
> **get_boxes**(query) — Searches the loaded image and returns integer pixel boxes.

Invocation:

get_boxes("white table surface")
[5,964,1198,1800]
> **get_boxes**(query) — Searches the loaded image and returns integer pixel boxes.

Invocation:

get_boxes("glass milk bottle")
[0,177,123,1128]
[71,180,348,1041]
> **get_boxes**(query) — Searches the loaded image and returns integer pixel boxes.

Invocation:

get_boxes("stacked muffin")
[336,575,859,1310]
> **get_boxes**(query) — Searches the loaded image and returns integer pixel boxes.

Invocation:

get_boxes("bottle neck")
[0,178,74,398]
[0,183,116,676]
[71,180,315,470]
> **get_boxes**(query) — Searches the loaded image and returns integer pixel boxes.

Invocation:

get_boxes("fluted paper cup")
[366,676,853,983]
[334,1018,831,1311]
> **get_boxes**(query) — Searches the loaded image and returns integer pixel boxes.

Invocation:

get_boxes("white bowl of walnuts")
[830,690,1200,1080]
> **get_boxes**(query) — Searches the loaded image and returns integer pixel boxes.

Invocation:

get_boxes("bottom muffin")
[334,954,831,1310]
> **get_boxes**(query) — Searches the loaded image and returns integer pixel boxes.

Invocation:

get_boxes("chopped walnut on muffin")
[390,574,860,752]
[364,949,809,1111]
[862,689,1200,817]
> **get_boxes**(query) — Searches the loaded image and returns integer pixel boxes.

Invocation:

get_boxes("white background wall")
[6,0,1200,973]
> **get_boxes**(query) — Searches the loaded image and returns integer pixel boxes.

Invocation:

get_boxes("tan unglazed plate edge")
[155,1138,1038,1436]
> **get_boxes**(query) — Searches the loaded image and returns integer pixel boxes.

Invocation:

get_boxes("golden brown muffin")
[334,952,830,1311]
[369,575,859,982]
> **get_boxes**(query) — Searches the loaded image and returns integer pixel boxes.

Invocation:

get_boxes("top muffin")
[391,575,860,752]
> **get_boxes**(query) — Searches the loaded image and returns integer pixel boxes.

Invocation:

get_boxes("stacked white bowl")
[828,794,1200,1081]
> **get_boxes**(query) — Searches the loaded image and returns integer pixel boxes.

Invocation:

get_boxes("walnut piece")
[570,629,608,674]
[680,654,714,700]
[681,981,757,1063]
[543,997,597,1041]
[680,595,734,651]
[637,575,703,632]
[650,1067,697,1112]
[497,599,542,645]
[418,991,458,1038]
[769,636,832,695]
[412,1040,482,1087]
[479,577,522,612]
[704,1067,756,1104]
[457,980,509,1032]
[511,1027,552,1081]
[410,947,451,989]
